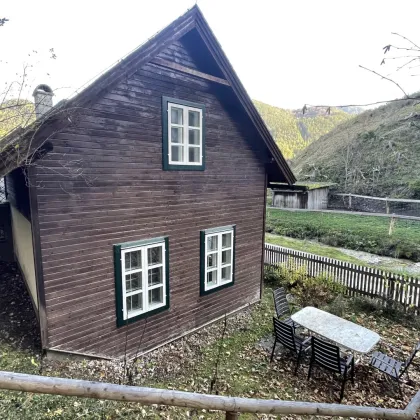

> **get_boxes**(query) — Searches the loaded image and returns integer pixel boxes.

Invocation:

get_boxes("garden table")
[291,306,380,354]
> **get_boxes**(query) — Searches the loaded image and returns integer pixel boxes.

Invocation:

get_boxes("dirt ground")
[0,262,40,352]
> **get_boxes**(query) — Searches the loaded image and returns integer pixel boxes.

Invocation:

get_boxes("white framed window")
[201,226,235,294]
[114,238,168,325]
[168,102,203,165]
[162,97,205,171]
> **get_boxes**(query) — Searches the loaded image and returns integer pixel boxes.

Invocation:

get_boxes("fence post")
[226,412,239,419]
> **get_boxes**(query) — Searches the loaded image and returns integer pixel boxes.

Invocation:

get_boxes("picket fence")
[264,243,420,310]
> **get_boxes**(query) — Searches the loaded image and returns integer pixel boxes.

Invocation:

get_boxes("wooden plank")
[151,57,230,86]
[0,371,417,419]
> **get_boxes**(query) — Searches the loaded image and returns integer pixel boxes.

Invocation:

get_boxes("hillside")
[254,100,354,159]
[292,97,420,198]
[0,99,34,138]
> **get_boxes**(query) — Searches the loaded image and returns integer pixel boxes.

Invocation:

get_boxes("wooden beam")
[151,57,230,86]
[0,371,417,419]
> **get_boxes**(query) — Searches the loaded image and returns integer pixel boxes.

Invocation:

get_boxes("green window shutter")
[162,96,206,171]
[113,244,124,328]
[199,230,206,296]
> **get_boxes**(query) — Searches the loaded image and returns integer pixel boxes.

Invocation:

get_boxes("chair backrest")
[311,336,342,373]
[273,317,298,353]
[401,341,420,376]
[273,287,290,318]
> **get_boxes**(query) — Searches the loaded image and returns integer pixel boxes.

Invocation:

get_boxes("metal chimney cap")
[32,84,53,96]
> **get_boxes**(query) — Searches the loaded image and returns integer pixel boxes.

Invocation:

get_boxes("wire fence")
[0,179,6,203]
[329,193,420,217]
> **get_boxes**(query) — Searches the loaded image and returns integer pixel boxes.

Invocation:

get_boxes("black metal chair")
[308,336,354,402]
[370,341,420,396]
[270,317,311,374]
[272,287,298,329]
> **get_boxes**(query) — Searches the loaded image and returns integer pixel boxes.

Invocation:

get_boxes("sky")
[1,0,420,110]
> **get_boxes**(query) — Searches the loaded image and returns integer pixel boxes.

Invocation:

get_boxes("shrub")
[265,259,345,308]
[291,272,345,308]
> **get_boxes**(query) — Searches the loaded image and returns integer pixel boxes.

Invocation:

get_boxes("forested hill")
[254,100,356,159]
[292,96,420,198]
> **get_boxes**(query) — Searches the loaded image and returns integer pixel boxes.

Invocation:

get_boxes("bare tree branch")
[359,65,409,98]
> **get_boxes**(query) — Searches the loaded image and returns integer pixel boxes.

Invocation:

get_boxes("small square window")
[163,97,205,171]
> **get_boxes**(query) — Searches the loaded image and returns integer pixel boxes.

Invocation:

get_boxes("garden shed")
[271,182,334,210]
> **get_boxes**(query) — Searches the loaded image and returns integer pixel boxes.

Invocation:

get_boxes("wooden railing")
[0,371,419,419]
[265,243,420,310]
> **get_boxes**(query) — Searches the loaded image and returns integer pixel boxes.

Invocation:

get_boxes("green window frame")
[200,225,236,296]
[114,237,170,327]
[162,96,206,171]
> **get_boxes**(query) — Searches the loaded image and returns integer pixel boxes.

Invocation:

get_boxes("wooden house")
[0,6,295,358]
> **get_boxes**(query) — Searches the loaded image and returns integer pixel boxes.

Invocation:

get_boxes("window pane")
[126,272,142,293]
[222,266,232,282]
[148,246,162,265]
[125,250,141,271]
[148,287,163,305]
[222,249,231,265]
[207,235,218,251]
[188,147,200,163]
[188,110,200,127]
[222,232,232,249]
[171,107,183,124]
[207,253,218,269]
[148,266,163,286]
[188,129,200,145]
[171,127,183,144]
[207,270,217,287]
[171,145,183,162]
[126,293,142,313]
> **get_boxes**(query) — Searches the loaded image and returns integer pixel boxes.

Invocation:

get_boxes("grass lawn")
[265,233,364,265]
[1,263,420,419]
[266,209,420,262]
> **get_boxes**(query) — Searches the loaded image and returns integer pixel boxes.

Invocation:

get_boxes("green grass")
[266,209,420,262]
[265,233,365,264]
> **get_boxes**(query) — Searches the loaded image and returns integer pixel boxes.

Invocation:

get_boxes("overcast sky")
[2,0,420,110]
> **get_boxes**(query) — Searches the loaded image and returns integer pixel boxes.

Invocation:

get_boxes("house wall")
[32,37,269,358]
[9,204,38,309]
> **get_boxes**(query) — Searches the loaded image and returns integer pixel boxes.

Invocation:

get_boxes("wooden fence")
[0,371,419,419]
[265,243,420,310]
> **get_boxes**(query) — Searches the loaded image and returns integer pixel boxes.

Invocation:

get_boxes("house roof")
[0,5,295,184]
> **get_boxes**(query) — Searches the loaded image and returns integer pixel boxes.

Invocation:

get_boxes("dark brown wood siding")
[32,37,268,358]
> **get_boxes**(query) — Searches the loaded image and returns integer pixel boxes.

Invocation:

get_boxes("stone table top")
[291,306,380,353]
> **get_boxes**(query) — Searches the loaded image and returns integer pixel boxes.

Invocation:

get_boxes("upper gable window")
[162,97,205,171]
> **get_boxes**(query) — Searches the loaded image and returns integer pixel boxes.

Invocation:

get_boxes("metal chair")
[370,341,420,396]
[272,287,298,329]
[308,336,354,402]
[270,317,311,374]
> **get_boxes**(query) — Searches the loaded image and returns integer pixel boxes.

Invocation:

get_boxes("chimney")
[32,84,54,119]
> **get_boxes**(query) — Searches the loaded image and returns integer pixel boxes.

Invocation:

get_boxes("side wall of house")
[32,38,268,357]
[5,171,38,310]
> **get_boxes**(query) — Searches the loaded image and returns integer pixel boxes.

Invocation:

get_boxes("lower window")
[200,226,235,295]
[114,237,169,326]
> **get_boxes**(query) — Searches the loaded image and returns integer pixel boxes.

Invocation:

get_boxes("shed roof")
[271,181,336,192]
[0,5,295,184]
